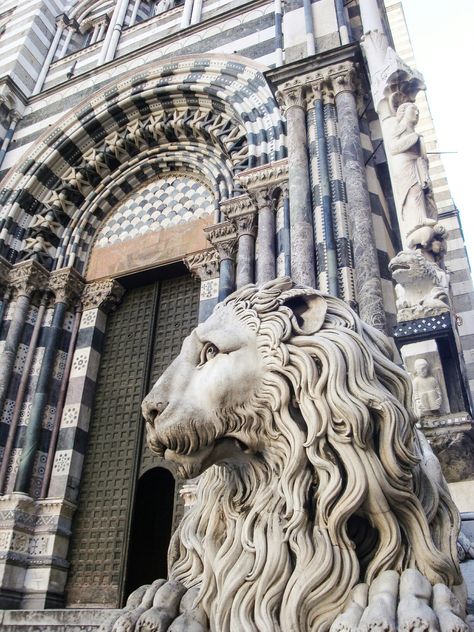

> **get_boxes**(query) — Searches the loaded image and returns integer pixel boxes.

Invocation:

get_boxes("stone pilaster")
[277,86,316,287]
[333,64,386,331]
[184,249,219,321]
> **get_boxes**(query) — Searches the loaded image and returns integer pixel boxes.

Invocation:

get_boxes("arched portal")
[0,54,285,271]
[0,53,286,609]
[125,466,176,597]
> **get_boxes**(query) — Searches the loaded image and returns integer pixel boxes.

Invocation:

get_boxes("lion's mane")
[168,278,461,632]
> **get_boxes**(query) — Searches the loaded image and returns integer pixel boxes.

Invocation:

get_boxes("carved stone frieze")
[220,194,256,220]
[8,260,49,298]
[48,267,85,305]
[184,249,219,280]
[81,278,125,312]
[237,159,288,194]
[204,222,237,262]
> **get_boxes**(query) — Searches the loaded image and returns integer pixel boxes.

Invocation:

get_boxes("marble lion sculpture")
[102,277,468,632]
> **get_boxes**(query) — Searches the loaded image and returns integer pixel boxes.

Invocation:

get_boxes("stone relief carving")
[102,277,467,632]
[389,250,450,322]
[412,358,443,418]
[388,103,445,256]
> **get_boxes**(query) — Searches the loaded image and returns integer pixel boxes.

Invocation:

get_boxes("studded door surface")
[65,275,200,608]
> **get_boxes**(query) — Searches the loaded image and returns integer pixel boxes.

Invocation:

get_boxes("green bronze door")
[65,273,200,608]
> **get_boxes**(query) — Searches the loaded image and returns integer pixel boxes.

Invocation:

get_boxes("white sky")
[400,0,474,264]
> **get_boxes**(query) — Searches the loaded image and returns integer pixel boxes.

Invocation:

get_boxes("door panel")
[65,274,200,608]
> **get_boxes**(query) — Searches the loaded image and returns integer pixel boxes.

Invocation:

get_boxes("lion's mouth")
[146,423,252,478]
[389,263,410,273]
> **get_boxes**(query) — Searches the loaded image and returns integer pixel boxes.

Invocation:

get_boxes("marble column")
[181,0,194,27]
[14,268,84,494]
[333,68,386,332]
[0,261,49,412]
[205,223,237,302]
[220,196,257,287]
[32,14,69,95]
[307,83,338,297]
[0,111,22,171]
[235,213,257,287]
[185,249,220,322]
[278,87,316,288]
[255,190,276,285]
[0,295,47,494]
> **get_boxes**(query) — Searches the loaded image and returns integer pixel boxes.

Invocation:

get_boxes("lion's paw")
[433,584,469,632]
[136,580,186,632]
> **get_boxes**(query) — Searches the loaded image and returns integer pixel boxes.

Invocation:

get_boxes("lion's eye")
[200,342,219,365]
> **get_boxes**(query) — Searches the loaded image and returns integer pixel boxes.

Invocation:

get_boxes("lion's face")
[142,303,265,478]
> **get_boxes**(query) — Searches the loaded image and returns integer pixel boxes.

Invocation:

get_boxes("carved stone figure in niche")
[412,358,442,418]
[102,278,467,632]
[389,102,442,255]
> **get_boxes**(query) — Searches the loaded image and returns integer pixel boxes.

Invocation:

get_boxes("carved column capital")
[8,260,49,298]
[81,278,125,312]
[235,213,257,238]
[276,84,306,114]
[253,188,275,212]
[331,64,357,97]
[204,222,238,262]
[48,267,85,306]
[184,249,219,281]
[220,194,256,221]
[56,13,71,28]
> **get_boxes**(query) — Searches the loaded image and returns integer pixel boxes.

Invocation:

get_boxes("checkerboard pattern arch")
[0,55,286,271]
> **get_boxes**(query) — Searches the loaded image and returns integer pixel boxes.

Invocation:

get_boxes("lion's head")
[142,277,462,632]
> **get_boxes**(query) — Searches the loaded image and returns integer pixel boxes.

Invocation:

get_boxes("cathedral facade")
[0,0,472,618]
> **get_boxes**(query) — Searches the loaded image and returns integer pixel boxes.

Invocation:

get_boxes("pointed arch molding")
[0,55,286,272]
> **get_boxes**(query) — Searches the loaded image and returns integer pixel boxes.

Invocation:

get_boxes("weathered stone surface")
[0,608,118,630]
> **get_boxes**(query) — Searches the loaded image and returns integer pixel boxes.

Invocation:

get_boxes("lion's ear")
[283,293,327,335]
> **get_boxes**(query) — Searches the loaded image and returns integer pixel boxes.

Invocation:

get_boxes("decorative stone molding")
[81,278,125,312]
[8,260,49,298]
[48,267,85,306]
[204,222,237,262]
[220,194,256,219]
[184,249,219,281]
[237,159,288,193]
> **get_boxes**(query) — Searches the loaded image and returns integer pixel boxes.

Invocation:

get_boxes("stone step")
[0,608,119,631]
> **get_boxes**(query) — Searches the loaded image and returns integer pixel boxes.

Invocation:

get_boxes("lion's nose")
[142,398,168,424]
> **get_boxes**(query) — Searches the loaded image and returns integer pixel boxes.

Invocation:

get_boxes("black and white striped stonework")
[0,57,285,271]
